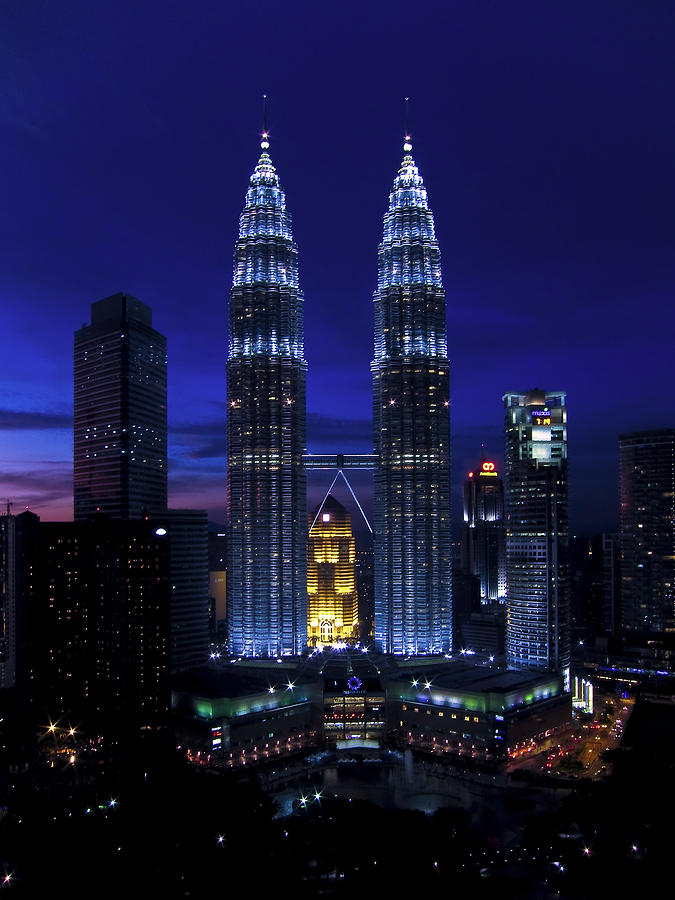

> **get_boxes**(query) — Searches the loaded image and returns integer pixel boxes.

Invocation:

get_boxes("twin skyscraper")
[226,127,452,657]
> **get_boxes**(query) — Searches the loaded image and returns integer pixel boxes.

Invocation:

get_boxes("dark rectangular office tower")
[0,510,16,691]
[0,510,18,692]
[30,518,170,742]
[602,533,621,636]
[74,292,167,521]
[619,430,675,634]
[503,389,570,679]
[462,459,507,603]
[0,509,39,694]
[161,509,210,673]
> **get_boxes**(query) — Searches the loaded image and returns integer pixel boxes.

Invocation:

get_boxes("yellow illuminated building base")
[307,494,358,646]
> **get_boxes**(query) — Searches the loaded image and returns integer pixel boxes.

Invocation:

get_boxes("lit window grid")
[226,150,308,657]
[503,393,570,674]
[372,150,452,656]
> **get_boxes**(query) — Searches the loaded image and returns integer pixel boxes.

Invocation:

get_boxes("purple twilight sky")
[1,0,674,537]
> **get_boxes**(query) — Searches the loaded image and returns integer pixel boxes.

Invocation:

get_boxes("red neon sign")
[482,461,495,472]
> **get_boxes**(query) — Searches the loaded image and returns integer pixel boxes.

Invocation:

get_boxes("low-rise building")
[172,666,322,766]
[384,662,571,763]
[172,655,571,768]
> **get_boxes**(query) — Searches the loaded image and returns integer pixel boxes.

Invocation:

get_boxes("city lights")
[0,10,671,897]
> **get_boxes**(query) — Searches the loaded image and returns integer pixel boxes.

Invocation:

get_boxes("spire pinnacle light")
[261,93,270,149]
[403,96,412,151]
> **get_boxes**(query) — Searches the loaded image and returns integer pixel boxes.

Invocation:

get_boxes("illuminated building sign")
[531,409,551,425]
[479,461,498,477]
[322,513,331,523]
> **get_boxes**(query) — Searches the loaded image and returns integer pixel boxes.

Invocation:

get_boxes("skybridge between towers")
[302,454,378,471]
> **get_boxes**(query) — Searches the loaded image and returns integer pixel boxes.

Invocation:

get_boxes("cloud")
[170,417,224,464]
[0,465,73,519]
[307,413,371,451]
[169,412,374,464]
[183,439,225,461]
[0,408,71,430]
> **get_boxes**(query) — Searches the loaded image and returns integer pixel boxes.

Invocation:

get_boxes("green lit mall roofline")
[382,665,563,714]
[171,665,322,721]
[171,657,565,721]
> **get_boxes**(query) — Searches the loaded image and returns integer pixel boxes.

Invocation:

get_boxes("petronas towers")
[226,134,307,656]
[372,138,452,655]
[226,126,451,657]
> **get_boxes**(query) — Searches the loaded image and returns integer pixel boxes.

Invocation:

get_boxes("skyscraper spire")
[372,129,452,655]
[226,124,307,657]
[261,93,269,149]
[403,96,412,152]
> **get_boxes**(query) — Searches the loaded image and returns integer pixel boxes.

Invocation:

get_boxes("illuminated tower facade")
[462,460,507,602]
[226,132,307,656]
[372,134,451,655]
[307,495,358,646]
[504,389,570,677]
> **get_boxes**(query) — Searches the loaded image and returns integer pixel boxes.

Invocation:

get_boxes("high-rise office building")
[619,430,675,634]
[569,535,604,645]
[226,131,307,656]
[307,495,358,646]
[0,509,17,691]
[161,510,210,673]
[74,292,167,521]
[208,529,227,636]
[372,133,451,655]
[462,459,507,602]
[0,509,39,694]
[355,546,375,642]
[602,533,621,636]
[31,518,170,741]
[503,389,570,677]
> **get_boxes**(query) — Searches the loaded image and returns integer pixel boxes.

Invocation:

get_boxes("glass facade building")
[462,460,507,602]
[372,136,451,654]
[619,430,675,634]
[504,389,570,676]
[226,135,307,656]
[74,293,167,521]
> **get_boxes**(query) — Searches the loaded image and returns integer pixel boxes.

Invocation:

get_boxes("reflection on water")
[321,762,450,813]
[273,751,559,835]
